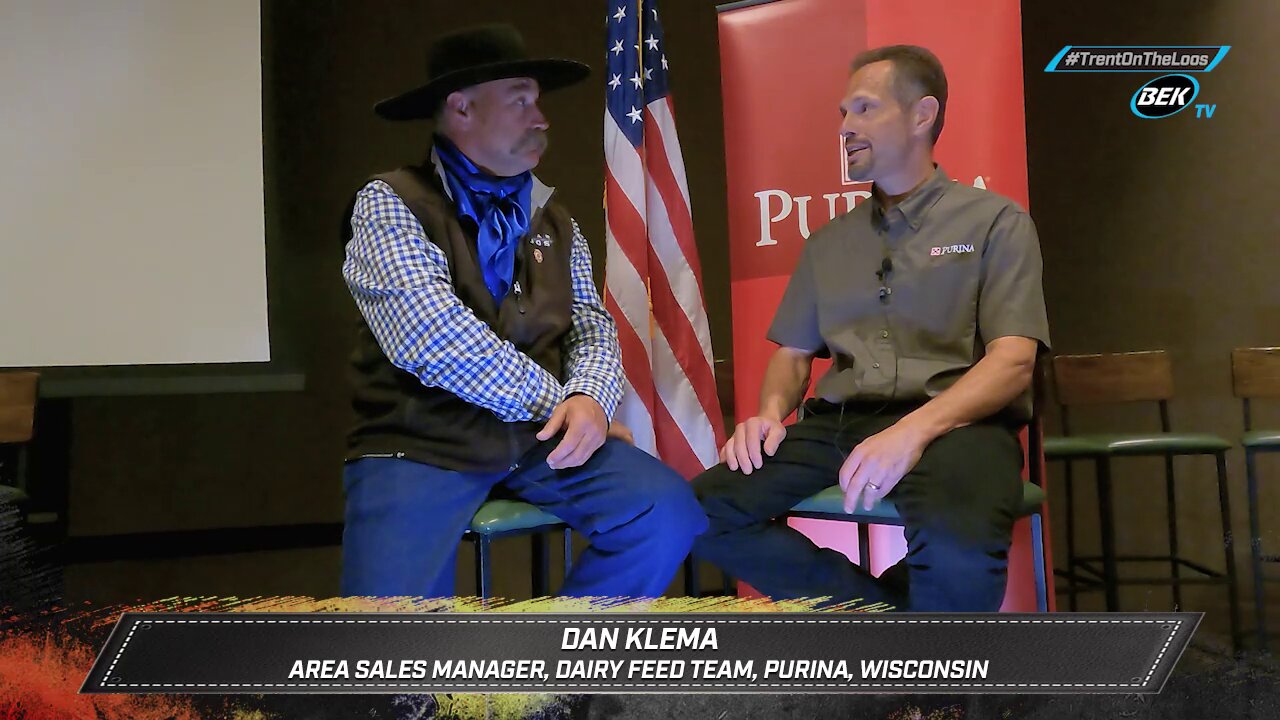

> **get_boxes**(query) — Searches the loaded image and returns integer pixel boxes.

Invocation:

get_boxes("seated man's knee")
[690,463,741,509]
[648,469,709,537]
[690,464,759,533]
[606,444,708,537]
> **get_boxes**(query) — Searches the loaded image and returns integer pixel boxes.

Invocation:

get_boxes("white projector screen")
[0,0,269,367]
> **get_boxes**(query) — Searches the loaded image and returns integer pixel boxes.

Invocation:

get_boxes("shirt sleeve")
[766,244,827,354]
[977,206,1052,351]
[561,219,625,420]
[342,180,565,422]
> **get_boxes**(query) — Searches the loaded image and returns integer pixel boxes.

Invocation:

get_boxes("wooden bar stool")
[1039,363,1110,611]
[1052,351,1240,651]
[1231,347,1280,652]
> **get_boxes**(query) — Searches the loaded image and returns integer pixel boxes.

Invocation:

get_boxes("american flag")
[603,0,725,479]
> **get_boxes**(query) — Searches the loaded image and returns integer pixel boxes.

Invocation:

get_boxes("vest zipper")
[514,190,553,317]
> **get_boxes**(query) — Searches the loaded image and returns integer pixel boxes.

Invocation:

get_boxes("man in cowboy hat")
[340,24,706,598]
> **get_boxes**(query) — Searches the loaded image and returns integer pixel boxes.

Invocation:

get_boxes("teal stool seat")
[1048,433,1230,456]
[463,500,570,599]
[468,499,564,535]
[788,484,900,521]
[789,481,1045,520]
[0,484,29,505]
[1079,432,1232,456]
[1043,436,1108,459]
[1242,430,1280,449]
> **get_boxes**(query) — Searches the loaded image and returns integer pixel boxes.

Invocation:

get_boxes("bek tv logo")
[1130,74,1199,119]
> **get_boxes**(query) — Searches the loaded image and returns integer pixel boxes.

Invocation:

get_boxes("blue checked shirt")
[343,179,624,423]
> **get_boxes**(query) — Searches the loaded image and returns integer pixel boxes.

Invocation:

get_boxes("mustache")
[518,130,549,152]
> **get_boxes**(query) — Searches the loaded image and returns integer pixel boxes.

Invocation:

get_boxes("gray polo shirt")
[768,166,1050,422]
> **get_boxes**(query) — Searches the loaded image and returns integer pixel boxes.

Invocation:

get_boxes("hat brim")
[373,58,590,121]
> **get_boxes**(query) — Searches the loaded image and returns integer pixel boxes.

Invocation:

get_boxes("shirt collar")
[871,165,951,232]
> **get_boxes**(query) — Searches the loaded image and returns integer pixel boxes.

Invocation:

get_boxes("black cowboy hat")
[374,24,591,121]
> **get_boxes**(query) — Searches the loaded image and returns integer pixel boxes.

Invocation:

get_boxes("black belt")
[802,398,925,417]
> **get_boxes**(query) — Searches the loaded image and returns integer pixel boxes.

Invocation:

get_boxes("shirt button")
[881,330,890,338]
[509,463,520,472]
[872,363,881,369]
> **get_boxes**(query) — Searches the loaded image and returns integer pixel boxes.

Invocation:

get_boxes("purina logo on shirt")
[930,244,976,257]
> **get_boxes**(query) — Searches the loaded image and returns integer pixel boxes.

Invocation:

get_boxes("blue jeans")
[341,439,707,598]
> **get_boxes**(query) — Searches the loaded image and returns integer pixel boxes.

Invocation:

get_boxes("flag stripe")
[604,290,658,450]
[604,166,652,284]
[651,390,707,480]
[645,100,705,285]
[608,289,701,472]
[651,326,720,466]
[645,248,726,446]
[643,172,717,370]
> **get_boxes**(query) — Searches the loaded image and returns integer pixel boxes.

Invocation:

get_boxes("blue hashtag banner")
[1046,46,1230,73]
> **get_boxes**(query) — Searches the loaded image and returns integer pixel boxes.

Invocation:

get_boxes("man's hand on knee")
[839,421,930,512]
[538,394,609,469]
[721,416,787,475]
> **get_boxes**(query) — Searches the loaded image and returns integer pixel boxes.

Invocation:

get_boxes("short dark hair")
[850,45,948,144]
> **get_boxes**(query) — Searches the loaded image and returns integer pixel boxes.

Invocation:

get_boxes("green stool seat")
[789,484,902,521]
[465,500,570,600]
[789,481,1045,521]
[1043,436,1108,458]
[1242,430,1280,449]
[0,484,29,505]
[468,500,564,535]
[1074,432,1232,456]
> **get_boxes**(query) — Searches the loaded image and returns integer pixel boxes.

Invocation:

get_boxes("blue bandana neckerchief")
[433,135,533,305]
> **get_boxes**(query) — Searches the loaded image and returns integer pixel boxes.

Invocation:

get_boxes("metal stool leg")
[1165,453,1183,610]
[857,523,871,569]
[563,528,574,577]
[1064,459,1079,611]
[1097,457,1120,611]
[475,535,493,601]
[1247,448,1268,653]
[1032,513,1049,612]
[684,554,701,597]
[531,532,550,597]
[1215,451,1242,654]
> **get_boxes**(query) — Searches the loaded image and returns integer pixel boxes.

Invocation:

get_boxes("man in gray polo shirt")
[692,45,1050,611]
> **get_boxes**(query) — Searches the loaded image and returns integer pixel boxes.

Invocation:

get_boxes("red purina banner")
[716,0,1051,611]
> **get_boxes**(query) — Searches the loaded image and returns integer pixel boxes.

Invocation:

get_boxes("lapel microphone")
[877,257,893,301]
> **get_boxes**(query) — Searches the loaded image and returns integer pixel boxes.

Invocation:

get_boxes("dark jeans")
[691,401,1024,611]
[341,438,707,598]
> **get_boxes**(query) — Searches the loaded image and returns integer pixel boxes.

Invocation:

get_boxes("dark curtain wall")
[1023,1,1280,616]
